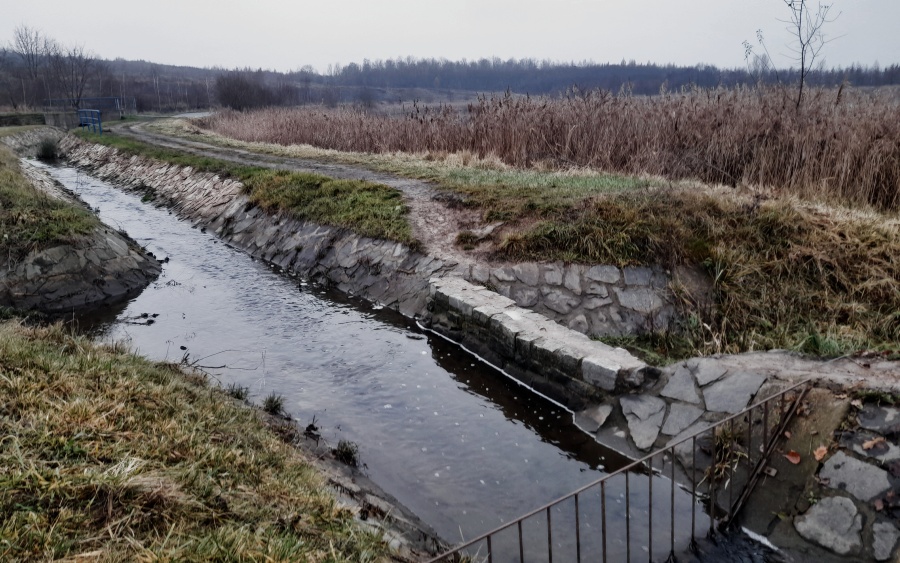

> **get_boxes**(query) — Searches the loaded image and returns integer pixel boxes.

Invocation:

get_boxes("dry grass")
[0,321,390,562]
[198,85,900,212]
[502,186,900,355]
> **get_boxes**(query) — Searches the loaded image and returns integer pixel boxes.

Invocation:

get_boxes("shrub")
[37,137,58,161]
[334,440,359,467]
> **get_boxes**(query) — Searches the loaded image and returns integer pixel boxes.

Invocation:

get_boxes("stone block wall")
[424,276,653,410]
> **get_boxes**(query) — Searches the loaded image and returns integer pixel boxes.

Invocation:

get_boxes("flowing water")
[36,161,779,562]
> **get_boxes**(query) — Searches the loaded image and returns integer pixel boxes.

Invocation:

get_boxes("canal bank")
[5,126,898,560]
[0,133,160,315]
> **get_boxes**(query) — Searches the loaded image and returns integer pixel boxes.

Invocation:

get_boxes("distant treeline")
[309,57,900,96]
[2,25,899,113]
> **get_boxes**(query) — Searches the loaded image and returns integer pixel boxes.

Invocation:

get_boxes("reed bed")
[199,85,900,212]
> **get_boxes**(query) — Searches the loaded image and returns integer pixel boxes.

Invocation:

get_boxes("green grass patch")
[0,145,99,264]
[76,131,416,245]
[0,321,389,561]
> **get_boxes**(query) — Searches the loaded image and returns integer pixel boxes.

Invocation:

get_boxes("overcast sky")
[2,0,897,73]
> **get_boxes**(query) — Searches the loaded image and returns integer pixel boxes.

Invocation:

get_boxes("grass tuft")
[225,382,249,401]
[334,440,360,468]
[262,392,285,416]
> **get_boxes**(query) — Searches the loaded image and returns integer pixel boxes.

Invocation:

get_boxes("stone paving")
[575,357,772,455]
[791,403,900,561]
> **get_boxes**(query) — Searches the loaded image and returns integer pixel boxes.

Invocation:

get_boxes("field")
[188,86,900,359]
[199,86,900,212]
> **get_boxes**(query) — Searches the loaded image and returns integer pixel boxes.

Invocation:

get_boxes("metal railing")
[427,378,812,562]
[77,109,102,134]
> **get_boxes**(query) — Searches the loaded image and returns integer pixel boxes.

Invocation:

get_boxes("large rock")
[620,395,666,450]
[614,287,663,314]
[794,496,862,556]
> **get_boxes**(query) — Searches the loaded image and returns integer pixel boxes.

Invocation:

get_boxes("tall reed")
[199,85,900,211]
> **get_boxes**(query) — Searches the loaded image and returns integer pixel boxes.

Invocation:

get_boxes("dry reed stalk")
[199,86,900,211]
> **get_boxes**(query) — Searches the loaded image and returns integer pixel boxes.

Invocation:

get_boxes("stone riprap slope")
[60,134,453,317]
[0,138,161,314]
[1,225,161,313]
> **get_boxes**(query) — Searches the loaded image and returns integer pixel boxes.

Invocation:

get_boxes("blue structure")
[77,109,102,134]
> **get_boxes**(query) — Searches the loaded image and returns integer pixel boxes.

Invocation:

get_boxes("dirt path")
[109,121,481,270]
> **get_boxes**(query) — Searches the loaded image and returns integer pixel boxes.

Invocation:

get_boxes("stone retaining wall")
[464,261,676,337]
[423,276,653,409]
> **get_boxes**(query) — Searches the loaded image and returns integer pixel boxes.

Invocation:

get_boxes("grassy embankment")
[73,130,417,248]
[0,141,98,267]
[0,321,391,561]
[187,88,900,359]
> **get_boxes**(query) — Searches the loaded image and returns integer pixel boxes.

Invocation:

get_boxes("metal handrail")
[426,377,813,562]
[77,109,103,134]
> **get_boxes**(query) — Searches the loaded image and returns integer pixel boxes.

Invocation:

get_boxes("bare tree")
[744,1,839,109]
[11,24,43,80]
[780,0,839,109]
[47,41,98,108]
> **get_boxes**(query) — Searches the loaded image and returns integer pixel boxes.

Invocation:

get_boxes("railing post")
[601,481,607,563]
[648,453,653,562]
[626,472,631,563]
